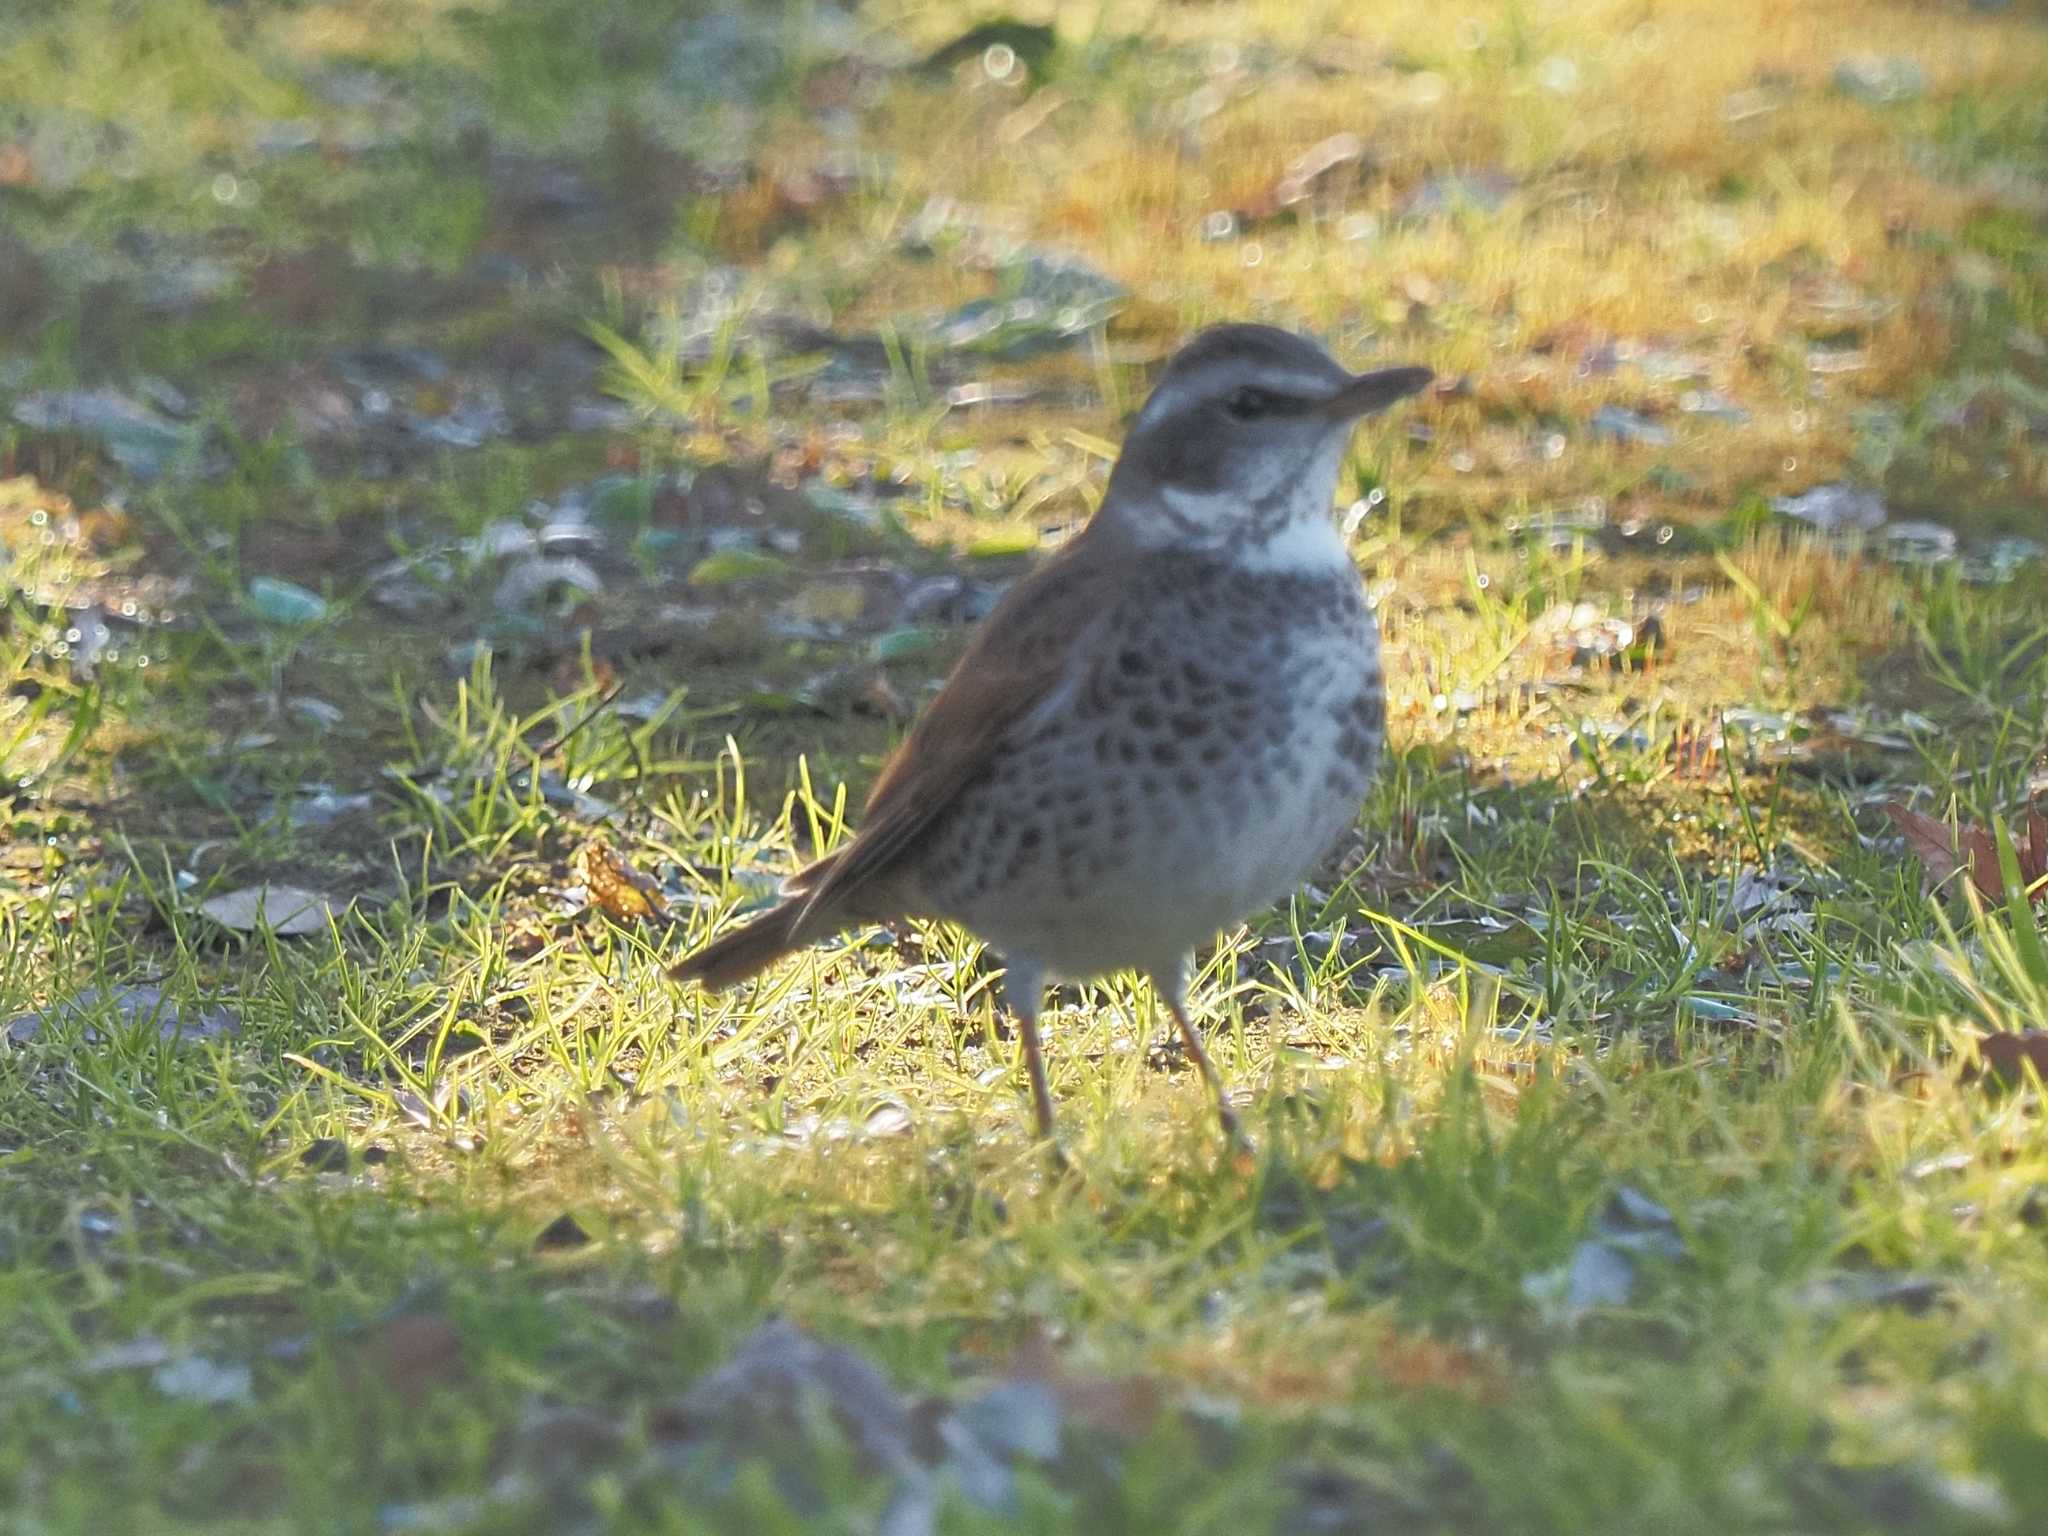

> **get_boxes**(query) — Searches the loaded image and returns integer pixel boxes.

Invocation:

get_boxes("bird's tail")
[669,900,812,991]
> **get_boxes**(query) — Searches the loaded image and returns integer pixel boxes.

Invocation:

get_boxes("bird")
[671,323,1431,1144]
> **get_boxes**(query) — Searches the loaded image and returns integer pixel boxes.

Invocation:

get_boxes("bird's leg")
[1155,962,1250,1151]
[1003,960,1057,1141]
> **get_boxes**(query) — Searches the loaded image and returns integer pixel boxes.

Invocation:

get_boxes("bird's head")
[1097,323,1430,555]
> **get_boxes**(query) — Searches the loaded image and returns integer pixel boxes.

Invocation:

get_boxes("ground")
[2,1,2047,1532]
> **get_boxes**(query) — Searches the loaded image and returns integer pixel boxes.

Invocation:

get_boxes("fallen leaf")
[953,1380,1062,1462]
[153,1354,253,1405]
[533,773,617,822]
[657,1317,918,1477]
[197,885,341,936]
[1833,53,1927,104]
[494,555,602,613]
[652,1318,1084,1527]
[1588,404,1673,447]
[497,1403,626,1502]
[1286,1464,1448,1534]
[965,529,1039,559]
[1523,1240,1636,1323]
[1798,1269,1950,1315]
[300,1138,350,1172]
[1399,169,1516,219]
[285,786,376,828]
[863,1101,913,1137]
[12,387,209,481]
[870,625,946,663]
[1595,1184,1686,1258]
[357,1313,466,1408]
[505,924,548,960]
[1885,802,1967,884]
[1372,1330,1509,1403]
[1773,482,1887,533]
[548,652,618,699]
[534,1213,593,1251]
[1974,1030,2048,1086]
[1269,131,1370,214]
[392,1079,466,1129]
[581,840,672,923]
[686,548,789,585]
[1004,1326,1164,1438]
[856,672,913,724]
[247,576,328,624]
[790,580,870,625]
[7,982,239,1046]
[1884,802,2047,905]
[83,1335,173,1373]
[2017,809,2048,901]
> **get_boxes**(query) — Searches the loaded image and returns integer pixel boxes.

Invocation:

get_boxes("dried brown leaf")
[548,652,618,699]
[350,1313,466,1408]
[2022,810,2048,899]
[534,1212,593,1251]
[1005,1326,1163,1439]
[1974,1030,2048,1087]
[1883,803,1964,886]
[1374,1330,1511,1404]
[1958,822,2003,902]
[856,671,912,724]
[581,839,670,923]
[1882,803,2047,905]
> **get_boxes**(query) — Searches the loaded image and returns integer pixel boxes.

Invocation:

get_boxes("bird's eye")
[1222,386,1273,421]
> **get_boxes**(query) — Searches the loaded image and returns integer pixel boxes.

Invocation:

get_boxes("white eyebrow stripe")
[1135,363,1341,428]
[1176,362,1340,402]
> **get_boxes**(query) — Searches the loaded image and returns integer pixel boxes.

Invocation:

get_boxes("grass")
[3,0,2048,1531]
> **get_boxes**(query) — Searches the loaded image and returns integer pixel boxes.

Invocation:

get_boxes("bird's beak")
[1320,366,1434,419]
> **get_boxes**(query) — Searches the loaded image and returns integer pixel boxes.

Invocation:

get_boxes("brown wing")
[790,534,1132,923]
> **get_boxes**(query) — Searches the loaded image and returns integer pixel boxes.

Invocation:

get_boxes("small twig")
[527,681,627,763]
